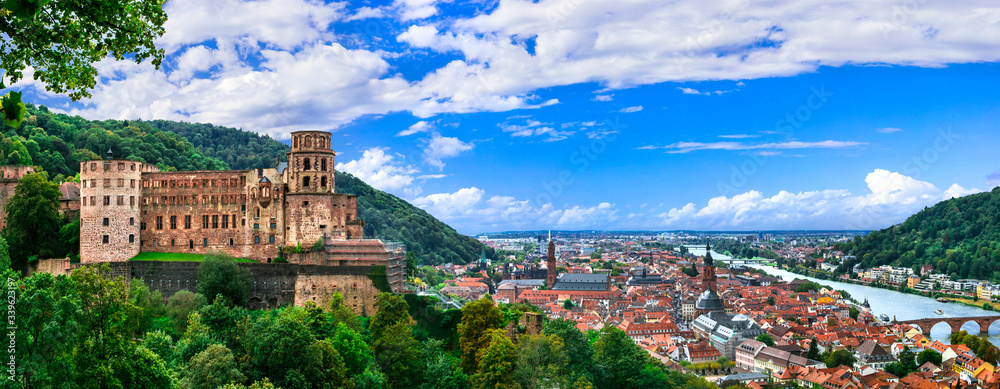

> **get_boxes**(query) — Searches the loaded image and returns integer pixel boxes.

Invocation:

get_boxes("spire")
[704,240,713,266]
[548,230,551,242]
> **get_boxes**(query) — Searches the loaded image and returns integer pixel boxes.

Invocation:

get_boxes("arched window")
[263,187,270,197]
[304,136,312,148]
[303,176,311,187]
[319,137,326,149]
[255,207,261,218]
[321,176,327,187]
[293,136,299,148]
[304,158,311,170]
[321,158,327,171]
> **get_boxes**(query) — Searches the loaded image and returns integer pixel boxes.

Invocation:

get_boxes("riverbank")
[780,264,996,312]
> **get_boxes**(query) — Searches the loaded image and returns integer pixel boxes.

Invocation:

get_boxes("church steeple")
[701,240,717,292]
[546,231,557,288]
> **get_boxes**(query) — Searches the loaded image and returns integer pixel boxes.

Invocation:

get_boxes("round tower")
[79,159,151,263]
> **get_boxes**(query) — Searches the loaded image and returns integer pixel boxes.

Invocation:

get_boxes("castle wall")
[80,160,151,263]
[0,165,34,231]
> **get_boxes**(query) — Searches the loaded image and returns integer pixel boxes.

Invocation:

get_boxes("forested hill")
[10,103,492,265]
[835,187,1000,281]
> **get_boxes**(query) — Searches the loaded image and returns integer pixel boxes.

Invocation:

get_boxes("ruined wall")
[0,165,34,231]
[80,160,152,263]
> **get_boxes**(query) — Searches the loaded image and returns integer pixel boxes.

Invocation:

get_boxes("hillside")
[9,103,492,265]
[834,187,1000,281]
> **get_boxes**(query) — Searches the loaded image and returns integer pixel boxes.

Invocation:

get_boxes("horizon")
[12,0,1000,235]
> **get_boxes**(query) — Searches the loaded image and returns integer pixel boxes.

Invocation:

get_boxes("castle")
[79,130,368,264]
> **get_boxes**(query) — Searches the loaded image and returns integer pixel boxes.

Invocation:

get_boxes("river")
[684,245,1000,345]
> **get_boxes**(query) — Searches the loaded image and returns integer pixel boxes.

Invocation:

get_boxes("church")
[691,242,766,359]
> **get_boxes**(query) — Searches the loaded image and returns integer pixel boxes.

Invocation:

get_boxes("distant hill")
[835,188,1000,281]
[11,103,492,265]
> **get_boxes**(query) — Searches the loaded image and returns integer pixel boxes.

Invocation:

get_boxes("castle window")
[304,135,312,148]
[91,196,96,206]
[156,216,163,230]
[319,225,326,229]
[232,215,237,228]
[103,196,111,206]
[129,235,134,243]
[230,238,234,246]
[254,236,260,244]
[304,158,311,170]
[130,217,134,226]
[103,218,109,226]
[131,164,135,171]
[170,180,176,187]
[321,176,327,187]
[118,163,125,170]
[303,176,310,187]
[170,216,177,229]
[185,215,191,229]
[270,222,276,229]
[91,163,96,170]
[141,222,146,231]
[321,158,327,171]
[222,215,229,228]
[212,215,219,229]
[130,196,135,206]
[255,208,260,218]
[161,196,167,205]
[130,179,135,188]
[211,180,217,187]
[242,204,246,212]
[117,196,124,205]
[161,180,167,187]
[103,235,109,244]
[303,201,309,207]
[203,238,208,247]
[189,240,194,249]
[202,215,209,229]
[293,136,298,148]
[269,235,275,244]
[171,239,175,247]
[242,219,246,226]
[254,223,259,229]
[104,179,111,187]
[118,179,124,187]
[91,179,96,188]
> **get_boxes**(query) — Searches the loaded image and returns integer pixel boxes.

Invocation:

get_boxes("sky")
[11,0,1000,234]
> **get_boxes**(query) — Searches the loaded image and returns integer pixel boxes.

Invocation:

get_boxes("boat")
[937,297,951,303]
[934,309,944,315]
[880,314,890,322]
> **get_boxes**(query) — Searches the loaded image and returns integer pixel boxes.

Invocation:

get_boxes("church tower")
[546,231,557,288]
[701,241,717,292]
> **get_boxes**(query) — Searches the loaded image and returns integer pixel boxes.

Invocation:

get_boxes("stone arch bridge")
[895,316,1000,336]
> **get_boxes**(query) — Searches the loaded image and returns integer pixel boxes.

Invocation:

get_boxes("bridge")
[894,316,1000,336]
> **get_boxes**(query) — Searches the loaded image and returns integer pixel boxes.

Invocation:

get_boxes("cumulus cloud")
[335,148,421,197]
[397,121,432,136]
[423,133,474,169]
[658,169,982,230]
[592,94,613,102]
[619,105,643,113]
[499,118,575,142]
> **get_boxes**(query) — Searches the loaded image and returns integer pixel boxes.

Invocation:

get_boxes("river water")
[684,245,1000,345]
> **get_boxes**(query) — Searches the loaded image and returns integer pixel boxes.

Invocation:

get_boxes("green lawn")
[130,252,257,263]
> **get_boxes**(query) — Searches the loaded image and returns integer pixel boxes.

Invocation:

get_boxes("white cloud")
[335,148,421,197]
[394,0,440,20]
[718,134,760,139]
[397,121,432,136]
[878,127,903,133]
[657,169,983,230]
[642,140,867,153]
[619,105,643,113]
[499,118,575,142]
[592,94,613,101]
[346,6,386,21]
[423,133,474,169]
[678,87,708,95]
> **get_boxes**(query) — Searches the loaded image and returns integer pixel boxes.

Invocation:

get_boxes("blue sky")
[13,0,1000,234]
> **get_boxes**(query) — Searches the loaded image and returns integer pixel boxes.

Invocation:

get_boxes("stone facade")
[79,130,367,264]
[0,165,35,231]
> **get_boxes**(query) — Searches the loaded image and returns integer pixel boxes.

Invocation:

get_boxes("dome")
[695,288,726,312]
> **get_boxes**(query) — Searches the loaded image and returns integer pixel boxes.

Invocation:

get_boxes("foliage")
[459,296,504,374]
[167,290,207,336]
[756,334,775,347]
[331,322,373,377]
[372,320,424,388]
[471,329,520,389]
[681,266,699,277]
[180,344,246,389]
[420,339,468,389]
[916,349,943,366]
[835,188,1000,281]
[593,326,650,389]
[950,330,1000,365]
[198,252,253,307]
[825,349,857,368]
[4,171,61,268]
[513,334,569,389]
[543,318,597,383]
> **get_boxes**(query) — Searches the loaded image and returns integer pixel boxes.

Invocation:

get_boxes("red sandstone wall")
[80,160,151,263]
[0,165,34,231]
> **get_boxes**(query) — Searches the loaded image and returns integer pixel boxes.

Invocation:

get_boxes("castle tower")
[79,159,153,263]
[287,131,335,195]
[284,131,361,246]
[546,231,557,288]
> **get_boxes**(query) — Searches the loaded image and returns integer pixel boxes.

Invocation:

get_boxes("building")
[79,131,368,264]
[853,340,897,370]
[0,165,35,231]
[691,242,766,359]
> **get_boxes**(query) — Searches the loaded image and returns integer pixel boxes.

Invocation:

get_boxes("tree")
[70,264,143,388]
[180,344,246,389]
[4,172,61,268]
[421,339,469,389]
[849,306,860,320]
[513,334,569,389]
[594,326,648,389]
[167,290,206,336]
[825,349,857,368]
[755,334,775,347]
[331,322,373,377]
[766,296,775,305]
[916,349,942,366]
[543,318,596,383]
[372,321,424,388]
[15,271,80,387]
[470,329,520,389]
[563,299,574,310]
[369,292,412,341]
[0,0,167,102]
[807,338,821,360]
[458,296,504,374]
[353,364,390,389]
[197,252,252,306]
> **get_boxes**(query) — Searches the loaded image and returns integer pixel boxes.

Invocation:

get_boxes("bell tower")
[287,131,335,194]
[546,231,557,288]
